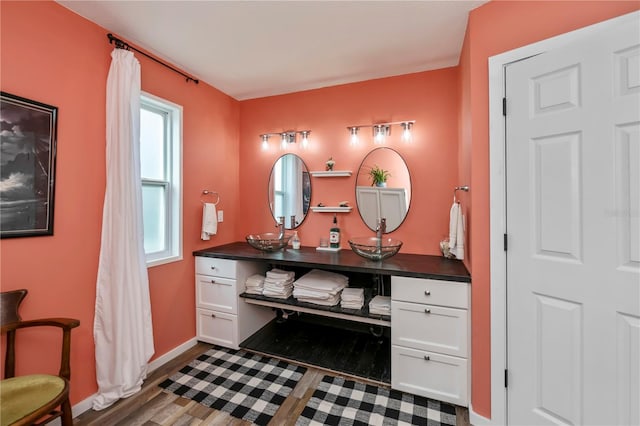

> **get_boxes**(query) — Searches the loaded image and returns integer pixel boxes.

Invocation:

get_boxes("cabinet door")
[196,275,237,314]
[392,301,468,357]
[356,186,380,230]
[392,345,468,406]
[196,308,238,349]
[379,187,407,231]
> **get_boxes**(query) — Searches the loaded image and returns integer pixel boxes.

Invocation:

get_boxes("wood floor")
[73,342,470,426]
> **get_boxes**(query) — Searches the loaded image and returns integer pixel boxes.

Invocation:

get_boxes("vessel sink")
[246,232,294,252]
[348,236,403,261]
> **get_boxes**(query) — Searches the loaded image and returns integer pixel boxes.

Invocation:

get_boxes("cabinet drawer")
[196,275,237,314]
[391,345,468,406]
[392,276,469,309]
[196,308,238,349]
[195,257,236,278]
[391,301,468,357]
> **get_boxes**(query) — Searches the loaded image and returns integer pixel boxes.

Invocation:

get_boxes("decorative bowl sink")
[348,236,403,261]
[246,233,294,252]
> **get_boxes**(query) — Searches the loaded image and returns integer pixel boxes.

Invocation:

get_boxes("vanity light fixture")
[349,127,359,145]
[373,125,390,144]
[401,122,413,142]
[259,130,311,150]
[300,130,310,149]
[346,120,415,145]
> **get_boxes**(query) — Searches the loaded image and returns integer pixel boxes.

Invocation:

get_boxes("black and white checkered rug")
[296,375,457,426]
[159,346,306,425]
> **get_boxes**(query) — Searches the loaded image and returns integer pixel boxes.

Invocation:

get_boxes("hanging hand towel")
[448,200,465,260]
[201,203,217,240]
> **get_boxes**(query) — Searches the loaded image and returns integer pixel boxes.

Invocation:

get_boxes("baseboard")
[469,403,493,426]
[72,337,199,418]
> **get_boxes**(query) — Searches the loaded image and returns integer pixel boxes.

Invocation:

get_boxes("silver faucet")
[376,218,386,240]
[290,215,297,229]
[276,216,285,240]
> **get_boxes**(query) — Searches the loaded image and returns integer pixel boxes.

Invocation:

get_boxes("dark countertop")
[193,241,471,283]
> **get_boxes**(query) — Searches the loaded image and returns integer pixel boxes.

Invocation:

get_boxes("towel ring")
[201,190,220,205]
[454,186,469,203]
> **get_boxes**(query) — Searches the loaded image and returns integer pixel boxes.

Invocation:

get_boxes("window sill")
[147,254,183,268]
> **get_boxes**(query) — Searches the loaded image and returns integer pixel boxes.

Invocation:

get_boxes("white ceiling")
[57,1,487,100]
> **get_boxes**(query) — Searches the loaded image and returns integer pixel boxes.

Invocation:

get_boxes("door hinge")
[504,233,508,251]
[502,97,507,116]
[504,369,508,388]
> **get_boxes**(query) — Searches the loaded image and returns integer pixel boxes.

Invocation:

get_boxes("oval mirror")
[355,147,411,233]
[268,153,311,229]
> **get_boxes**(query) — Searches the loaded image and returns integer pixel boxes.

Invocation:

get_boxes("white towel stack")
[245,274,265,295]
[340,287,364,310]
[293,269,348,307]
[369,295,391,316]
[262,268,295,299]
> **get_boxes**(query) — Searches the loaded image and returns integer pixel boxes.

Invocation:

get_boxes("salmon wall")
[459,1,640,419]
[238,69,460,254]
[0,0,240,405]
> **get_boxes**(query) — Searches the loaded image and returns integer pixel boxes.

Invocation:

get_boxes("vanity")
[193,242,471,407]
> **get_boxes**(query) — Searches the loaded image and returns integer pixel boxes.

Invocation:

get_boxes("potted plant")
[369,165,390,187]
[325,157,335,171]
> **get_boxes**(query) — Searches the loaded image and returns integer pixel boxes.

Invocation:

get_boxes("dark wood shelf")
[240,288,390,327]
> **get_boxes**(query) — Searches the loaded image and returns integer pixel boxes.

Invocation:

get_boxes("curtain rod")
[107,33,199,85]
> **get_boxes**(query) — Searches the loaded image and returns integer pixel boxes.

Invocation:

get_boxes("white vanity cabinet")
[391,276,470,406]
[195,257,273,349]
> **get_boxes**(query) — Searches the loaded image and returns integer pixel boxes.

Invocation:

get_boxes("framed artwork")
[0,92,58,238]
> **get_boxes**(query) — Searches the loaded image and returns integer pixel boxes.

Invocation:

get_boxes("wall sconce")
[346,120,415,145]
[259,129,311,150]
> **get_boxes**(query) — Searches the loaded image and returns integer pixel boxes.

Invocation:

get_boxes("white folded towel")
[448,200,465,260]
[294,269,348,292]
[369,295,391,315]
[201,203,217,240]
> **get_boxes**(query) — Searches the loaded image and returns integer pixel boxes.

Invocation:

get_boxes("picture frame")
[1,92,58,238]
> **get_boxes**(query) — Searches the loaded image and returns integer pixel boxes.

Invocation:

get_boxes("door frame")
[485,10,639,426]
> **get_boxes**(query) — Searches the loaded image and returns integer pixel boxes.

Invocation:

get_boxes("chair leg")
[60,399,74,426]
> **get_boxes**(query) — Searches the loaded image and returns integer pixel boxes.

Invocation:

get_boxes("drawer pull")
[210,280,216,284]
[210,266,216,270]
[424,355,430,361]
[424,308,431,314]
[211,313,216,318]
[424,290,431,296]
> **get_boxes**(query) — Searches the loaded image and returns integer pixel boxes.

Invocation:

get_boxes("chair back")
[1,289,27,326]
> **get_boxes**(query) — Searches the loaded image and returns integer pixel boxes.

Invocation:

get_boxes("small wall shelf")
[310,170,352,177]
[311,206,353,213]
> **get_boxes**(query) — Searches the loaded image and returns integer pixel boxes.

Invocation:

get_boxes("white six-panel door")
[505,17,639,425]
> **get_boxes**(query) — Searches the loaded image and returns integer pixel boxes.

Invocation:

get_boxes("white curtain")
[93,49,155,410]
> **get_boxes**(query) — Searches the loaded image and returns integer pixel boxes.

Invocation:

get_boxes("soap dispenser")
[329,214,340,248]
[291,231,301,249]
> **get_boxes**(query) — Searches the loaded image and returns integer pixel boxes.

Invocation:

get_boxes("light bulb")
[401,122,413,142]
[349,127,359,145]
[261,134,269,150]
[300,131,310,148]
[374,125,386,144]
[281,133,287,149]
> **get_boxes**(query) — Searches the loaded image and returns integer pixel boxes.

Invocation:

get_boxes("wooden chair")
[0,289,80,426]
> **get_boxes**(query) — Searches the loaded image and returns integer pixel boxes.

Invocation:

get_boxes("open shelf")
[309,170,352,177]
[310,206,353,213]
[240,289,390,327]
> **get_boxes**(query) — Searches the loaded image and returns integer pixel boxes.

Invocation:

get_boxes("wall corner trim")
[469,403,493,426]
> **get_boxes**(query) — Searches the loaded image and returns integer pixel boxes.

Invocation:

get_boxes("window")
[140,93,182,266]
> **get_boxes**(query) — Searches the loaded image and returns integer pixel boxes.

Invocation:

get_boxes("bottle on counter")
[291,231,301,249]
[329,214,340,248]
